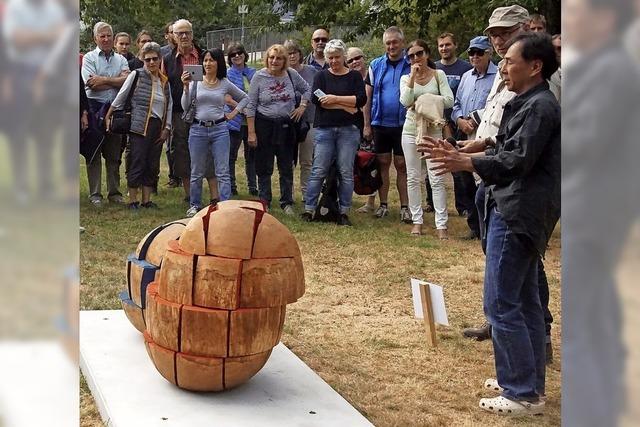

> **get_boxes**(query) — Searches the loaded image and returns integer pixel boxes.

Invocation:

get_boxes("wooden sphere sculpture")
[120,219,189,333]
[142,200,305,391]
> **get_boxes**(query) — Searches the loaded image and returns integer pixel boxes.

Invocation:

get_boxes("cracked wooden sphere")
[142,200,305,391]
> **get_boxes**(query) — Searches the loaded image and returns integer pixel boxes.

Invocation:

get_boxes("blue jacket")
[368,54,411,127]
[226,65,256,131]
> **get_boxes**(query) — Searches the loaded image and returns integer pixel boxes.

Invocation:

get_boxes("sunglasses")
[313,37,328,43]
[407,50,425,60]
[143,56,160,63]
[346,55,363,65]
[174,31,192,38]
[468,49,487,57]
[229,51,244,58]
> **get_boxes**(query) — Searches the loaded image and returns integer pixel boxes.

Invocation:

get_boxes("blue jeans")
[484,206,545,401]
[188,123,231,207]
[304,125,360,214]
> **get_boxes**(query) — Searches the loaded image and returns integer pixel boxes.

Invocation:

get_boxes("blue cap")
[468,36,491,51]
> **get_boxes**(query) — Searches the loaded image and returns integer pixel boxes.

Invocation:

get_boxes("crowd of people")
[81,4,562,417]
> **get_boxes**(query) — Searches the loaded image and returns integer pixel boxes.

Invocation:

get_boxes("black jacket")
[162,46,203,113]
[472,81,561,256]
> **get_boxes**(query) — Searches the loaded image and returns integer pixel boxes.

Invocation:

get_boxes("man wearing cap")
[451,36,498,240]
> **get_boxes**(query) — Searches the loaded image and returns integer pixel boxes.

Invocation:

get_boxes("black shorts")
[372,125,404,156]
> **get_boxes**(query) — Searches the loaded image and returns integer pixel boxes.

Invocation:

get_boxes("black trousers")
[127,118,163,188]
[254,115,294,209]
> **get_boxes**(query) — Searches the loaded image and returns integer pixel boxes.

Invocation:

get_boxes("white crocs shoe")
[479,395,545,416]
[484,378,504,393]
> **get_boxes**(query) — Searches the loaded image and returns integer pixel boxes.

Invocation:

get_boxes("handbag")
[435,71,454,139]
[286,70,310,143]
[181,80,198,123]
[109,70,139,134]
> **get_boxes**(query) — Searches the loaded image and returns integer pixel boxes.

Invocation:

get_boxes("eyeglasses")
[488,26,519,41]
[143,56,160,63]
[346,55,363,65]
[313,37,328,43]
[468,49,487,57]
[174,31,192,38]
[229,51,244,58]
[407,50,425,60]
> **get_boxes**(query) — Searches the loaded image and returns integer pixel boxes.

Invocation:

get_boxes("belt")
[193,117,226,127]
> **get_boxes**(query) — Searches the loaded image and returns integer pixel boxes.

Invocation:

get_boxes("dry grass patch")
[80,160,561,426]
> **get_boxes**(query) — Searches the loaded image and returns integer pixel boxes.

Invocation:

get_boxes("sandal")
[437,229,449,240]
[479,396,545,416]
[484,378,504,393]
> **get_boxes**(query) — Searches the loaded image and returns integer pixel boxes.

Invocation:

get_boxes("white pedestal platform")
[80,310,373,427]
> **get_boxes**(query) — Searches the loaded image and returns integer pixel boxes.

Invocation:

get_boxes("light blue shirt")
[81,46,130,103]
[451,61,498,123]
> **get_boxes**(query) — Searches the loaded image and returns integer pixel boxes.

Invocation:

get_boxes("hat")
[468,36,491,51]
[484,5,530,33]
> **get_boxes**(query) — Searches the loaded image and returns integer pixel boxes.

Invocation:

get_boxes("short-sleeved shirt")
[81,47,130,103]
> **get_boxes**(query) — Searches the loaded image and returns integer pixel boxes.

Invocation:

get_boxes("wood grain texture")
[216,200,266,212]
[137,220,188,266]
[240,258,297,307]
[228,306,283,357]
[180,305,229,358]
[158,245,194,305]
[176,353,224,391]
[193,256,242,309]
[224,350,272,390]
[179,216,207,255]
[252,213,300,259]
[145,337,177,385]
[121,296,145,333]
[206,208,256,259]
[147,292,182,352]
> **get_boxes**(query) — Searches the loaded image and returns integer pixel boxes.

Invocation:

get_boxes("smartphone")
[184,64,203,81]
[313,88,326,98]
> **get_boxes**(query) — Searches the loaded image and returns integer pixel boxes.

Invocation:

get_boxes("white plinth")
[80,310,373,427]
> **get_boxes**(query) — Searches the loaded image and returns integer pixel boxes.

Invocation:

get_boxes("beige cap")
[484,5,530,33]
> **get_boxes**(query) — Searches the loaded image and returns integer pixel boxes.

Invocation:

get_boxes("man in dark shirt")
[419,33,560,415]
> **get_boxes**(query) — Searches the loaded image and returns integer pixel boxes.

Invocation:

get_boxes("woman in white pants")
[399,40,453,239]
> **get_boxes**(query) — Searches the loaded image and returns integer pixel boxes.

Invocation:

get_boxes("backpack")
[353,149,382,195]
[313,163,340,222]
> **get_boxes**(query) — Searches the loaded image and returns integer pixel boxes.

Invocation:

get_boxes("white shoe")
[283,204,295,216]
[479,396,545,416]
[484,378,504,393]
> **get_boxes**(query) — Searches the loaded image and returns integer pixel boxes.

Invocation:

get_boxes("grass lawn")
[80,153,561,426]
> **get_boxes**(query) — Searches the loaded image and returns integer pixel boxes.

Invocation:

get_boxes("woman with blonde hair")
[245,44,311,214]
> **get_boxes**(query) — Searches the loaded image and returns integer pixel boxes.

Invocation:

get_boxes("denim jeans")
[304,125,360,214]
[484,206,545,401]
[188,122,231,207]
[229,125,257,193]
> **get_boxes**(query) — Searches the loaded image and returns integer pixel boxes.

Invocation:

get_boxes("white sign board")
[238,5,248,14]
[410,278,449,326]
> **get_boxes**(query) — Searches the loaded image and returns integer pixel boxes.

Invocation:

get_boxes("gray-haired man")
[81,22,130,206]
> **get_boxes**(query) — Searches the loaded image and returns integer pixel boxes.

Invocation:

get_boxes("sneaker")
[186,206,200,217]
[337,214,352,226]
[283,204,295,216]
[300,211,313,222]
[141,201,159,209]
[460,209,470,217]
[90,198,103,208]
[127,201,140,210]
[374,205,389,218]
[355,204,373,213]
[400,207,412,224]
[108,194,125,204]
[462,321,491,341]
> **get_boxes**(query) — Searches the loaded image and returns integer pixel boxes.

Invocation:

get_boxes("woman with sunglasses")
[399,39,453,238]
[105,42,172,210]
[301,39,367,226]
[225,42,257,196]
[246,44,311,214]
[181,48,249,217]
